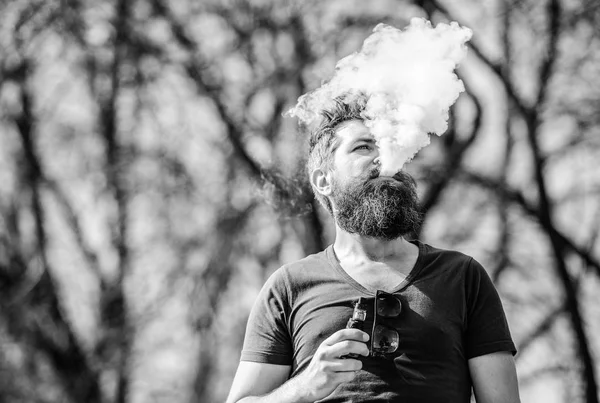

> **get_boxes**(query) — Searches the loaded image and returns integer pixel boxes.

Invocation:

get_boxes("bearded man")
[226,97,520,403]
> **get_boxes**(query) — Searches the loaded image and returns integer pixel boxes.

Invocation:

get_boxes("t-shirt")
[240,241,516,402]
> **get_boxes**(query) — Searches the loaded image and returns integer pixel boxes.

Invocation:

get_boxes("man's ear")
[310,168,332,197]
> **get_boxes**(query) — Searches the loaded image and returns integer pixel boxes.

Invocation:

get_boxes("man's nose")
[373,144,381,164]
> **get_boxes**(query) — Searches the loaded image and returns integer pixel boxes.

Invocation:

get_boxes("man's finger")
[327,340,370,358]
[322,329,369,346]
[325,358,363,372]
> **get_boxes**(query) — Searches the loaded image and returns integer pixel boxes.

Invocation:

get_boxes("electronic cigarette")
[346,297,367,330]
[343,297,368,359]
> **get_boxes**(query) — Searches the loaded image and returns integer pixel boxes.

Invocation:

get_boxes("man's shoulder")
[281,247,330,271]
[409,242,497,304]
[415,241,488,282]
[419,241,474,265]
[266,246,332,285]
[260,247,335,303]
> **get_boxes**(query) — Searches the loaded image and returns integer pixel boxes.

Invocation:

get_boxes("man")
[226,97,520,403]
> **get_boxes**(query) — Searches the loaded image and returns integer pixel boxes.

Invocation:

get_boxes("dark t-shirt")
[241,241,516,402]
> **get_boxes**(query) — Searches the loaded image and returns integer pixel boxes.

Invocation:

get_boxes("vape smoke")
[287,18,472,176]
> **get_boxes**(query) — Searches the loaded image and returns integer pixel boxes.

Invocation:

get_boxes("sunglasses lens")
[373,324,399,354]
[377,294,401,317]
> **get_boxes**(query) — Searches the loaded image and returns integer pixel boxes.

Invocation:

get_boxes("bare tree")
[0,1,598,402]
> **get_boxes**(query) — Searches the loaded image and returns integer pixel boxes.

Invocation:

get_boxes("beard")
[331,169,422,240]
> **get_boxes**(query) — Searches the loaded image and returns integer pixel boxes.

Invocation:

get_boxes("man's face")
[328,120,421,240]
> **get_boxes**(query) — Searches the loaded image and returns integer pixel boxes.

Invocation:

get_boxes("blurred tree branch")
[43,178,104,282]
[519,364,573,387]
[95,0,134,401]
[523,1,597,398]
[461,168,599,400]
[149,0,326,253]
[423,0,599,399]
[420,0,531,116]
[460,170,600,277]
[3,58,101,402]
[1,1,598,401]
[191,202,256,401]
[491,0,516,283]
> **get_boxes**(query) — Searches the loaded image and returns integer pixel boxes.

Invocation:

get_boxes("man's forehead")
[330,120,374,151]
[335,120,372,140]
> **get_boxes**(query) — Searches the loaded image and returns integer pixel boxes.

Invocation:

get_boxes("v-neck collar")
[326,240,426,295]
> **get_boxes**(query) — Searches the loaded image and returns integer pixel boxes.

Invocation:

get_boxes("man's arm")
[469,351,521,403]
[225,362,294,403]
[226,329,369,403]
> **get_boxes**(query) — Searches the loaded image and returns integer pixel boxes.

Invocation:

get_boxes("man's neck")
[333,226,416,263]
[332,226,419,291]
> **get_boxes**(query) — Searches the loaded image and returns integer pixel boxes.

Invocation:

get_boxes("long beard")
[332,171,422,240]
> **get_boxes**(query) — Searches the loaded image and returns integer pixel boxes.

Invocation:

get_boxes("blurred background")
[1,0,599,402]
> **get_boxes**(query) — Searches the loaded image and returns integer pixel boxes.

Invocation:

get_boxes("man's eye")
[353,145,371,151]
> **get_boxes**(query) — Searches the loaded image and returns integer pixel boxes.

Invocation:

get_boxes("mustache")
[368,168,416,187]
[368,168,380,179]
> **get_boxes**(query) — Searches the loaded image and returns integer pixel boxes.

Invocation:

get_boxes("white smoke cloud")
[287,18,473,176]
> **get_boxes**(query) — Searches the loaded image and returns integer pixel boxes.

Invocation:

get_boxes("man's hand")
[226,329,370,403]
[294,328,370,402]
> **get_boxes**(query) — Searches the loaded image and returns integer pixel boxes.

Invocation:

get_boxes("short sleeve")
[464,258,517,359]
[240,269,293,365]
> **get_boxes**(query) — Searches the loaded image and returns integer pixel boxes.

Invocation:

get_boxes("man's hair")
[307,94,368,214]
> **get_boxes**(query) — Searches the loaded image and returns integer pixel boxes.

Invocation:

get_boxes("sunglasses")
[371,290,402,357]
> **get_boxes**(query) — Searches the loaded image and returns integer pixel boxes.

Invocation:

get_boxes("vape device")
[344,297,368,358]
[346,297,367,330]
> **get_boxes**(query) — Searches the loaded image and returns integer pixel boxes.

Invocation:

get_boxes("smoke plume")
[287,18,472,176]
